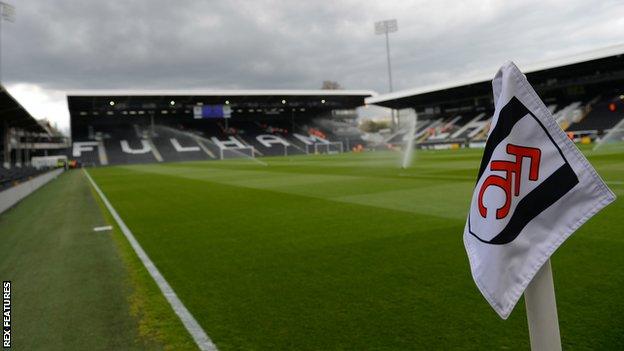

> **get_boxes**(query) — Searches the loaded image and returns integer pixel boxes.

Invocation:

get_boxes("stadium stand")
[151,125,217,161]
[67,47,624,159]
[367,45,624,149]
[68,90,374,165]
[1,85,68,192]
[102,125,160,165]
[568,96,624,132]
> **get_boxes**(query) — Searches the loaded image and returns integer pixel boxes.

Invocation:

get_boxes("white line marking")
[93,225,113,232]
[83,169,217,351]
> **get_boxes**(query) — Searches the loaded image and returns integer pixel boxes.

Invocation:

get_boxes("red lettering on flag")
[478,144,541,219]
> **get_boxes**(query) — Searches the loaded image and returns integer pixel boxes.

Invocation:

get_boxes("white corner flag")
[463,62,616,320]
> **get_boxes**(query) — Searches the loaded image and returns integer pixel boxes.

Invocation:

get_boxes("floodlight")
[375,18,398,129]
[0,2,15,23]
[374,19,397,35]
[0,2,16,82]
[374,19,398,93]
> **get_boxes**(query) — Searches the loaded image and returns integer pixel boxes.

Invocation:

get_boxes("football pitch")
[4,147,624,350]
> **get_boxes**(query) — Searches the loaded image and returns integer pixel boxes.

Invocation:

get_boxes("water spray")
[401,111,418,169]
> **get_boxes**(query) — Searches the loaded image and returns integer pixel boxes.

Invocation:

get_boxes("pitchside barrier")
[219,146,255,160]
[306,141,344,155]
[0,168,64,215]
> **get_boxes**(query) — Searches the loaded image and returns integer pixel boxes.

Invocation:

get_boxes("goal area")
[219,146,255,160]
[306,142,344,155]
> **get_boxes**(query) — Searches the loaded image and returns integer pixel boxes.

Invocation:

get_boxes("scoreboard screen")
[193,105,231,119]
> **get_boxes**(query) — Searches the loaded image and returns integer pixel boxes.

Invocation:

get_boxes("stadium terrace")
[0,85,67,190]
[367,44,624,150]
[67,90,375,165]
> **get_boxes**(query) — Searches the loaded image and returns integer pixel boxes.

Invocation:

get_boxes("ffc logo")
[467,97,579,245]
[478,144,541,220]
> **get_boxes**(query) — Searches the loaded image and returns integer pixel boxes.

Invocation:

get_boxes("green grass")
[0,171,197,350]
[82,147,624,350]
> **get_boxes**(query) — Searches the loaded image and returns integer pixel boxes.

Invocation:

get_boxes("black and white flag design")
[463,62,616,319]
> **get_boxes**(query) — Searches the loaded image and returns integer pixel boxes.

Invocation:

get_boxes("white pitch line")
[83,169,217,351]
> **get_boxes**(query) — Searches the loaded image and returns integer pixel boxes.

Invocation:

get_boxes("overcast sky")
[3,0,624,133]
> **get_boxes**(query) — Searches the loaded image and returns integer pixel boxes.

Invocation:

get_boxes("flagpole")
[524,259,562,351]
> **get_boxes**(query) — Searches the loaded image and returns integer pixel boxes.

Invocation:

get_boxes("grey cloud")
[3,0,624,93]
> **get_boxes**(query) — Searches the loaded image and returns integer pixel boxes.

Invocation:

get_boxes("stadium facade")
[68,90,375,166]
[0,85,67,189]
[366,44,624,149]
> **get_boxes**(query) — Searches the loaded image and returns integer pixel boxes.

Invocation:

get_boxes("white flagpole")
[524,259,562,351]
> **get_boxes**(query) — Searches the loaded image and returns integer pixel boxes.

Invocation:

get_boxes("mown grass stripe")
[83,169,217,351]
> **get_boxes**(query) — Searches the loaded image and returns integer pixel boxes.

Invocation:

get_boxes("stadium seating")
[568,97,624,132]
[102,126,160,165]
[68,93,621,166]
[388,96,618,149]
[379,97,607,149]
[0,167,47,191]
[149,126,215,162]
[71,117,343,166]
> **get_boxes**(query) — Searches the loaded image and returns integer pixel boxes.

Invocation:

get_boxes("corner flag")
[463,62,616,319]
